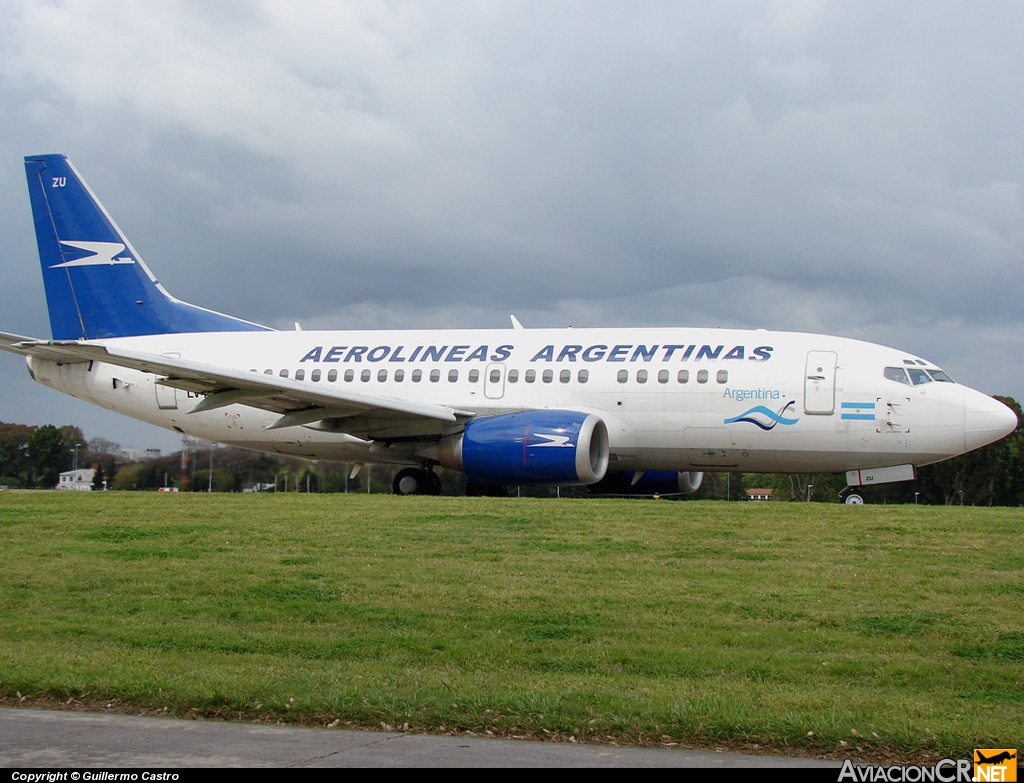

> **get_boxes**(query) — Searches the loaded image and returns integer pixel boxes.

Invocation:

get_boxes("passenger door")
[804,351,837,415]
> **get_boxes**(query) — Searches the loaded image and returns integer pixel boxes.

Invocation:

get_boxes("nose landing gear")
[839,487,866,504]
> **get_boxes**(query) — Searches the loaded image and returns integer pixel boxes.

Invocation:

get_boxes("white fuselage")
[25,325,1010,475]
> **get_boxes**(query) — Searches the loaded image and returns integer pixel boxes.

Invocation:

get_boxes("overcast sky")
[1,0,1021,454]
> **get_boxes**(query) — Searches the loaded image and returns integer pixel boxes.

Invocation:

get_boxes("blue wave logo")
[724,400,798,431]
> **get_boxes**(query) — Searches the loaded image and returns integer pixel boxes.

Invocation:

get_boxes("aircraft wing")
[1,335,473,440]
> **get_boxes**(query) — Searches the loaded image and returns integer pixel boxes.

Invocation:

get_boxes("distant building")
[57,468,96,491]
[745,488,774,501]
[119,447,163,462]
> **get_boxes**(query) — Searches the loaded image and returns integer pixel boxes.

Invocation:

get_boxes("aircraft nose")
[964,393,1018,452]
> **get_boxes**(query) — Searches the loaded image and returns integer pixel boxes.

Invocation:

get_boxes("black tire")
[393,468,425,496]
[394,468,443,496]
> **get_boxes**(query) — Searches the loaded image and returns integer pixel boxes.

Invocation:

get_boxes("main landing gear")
[392,467,442,496]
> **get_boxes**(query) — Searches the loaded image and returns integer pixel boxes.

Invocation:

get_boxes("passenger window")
[279,369,289,378]
[617,370,628,383]
[394,369,405,382]
[412,369,422,382]
[468,369,479,383]
[637,370,648,384]
[360,369,371,382]
[295,369,305,381]
[678,370,689,384]
[578,369,589,383]
[508,369,519,383]
[448,369,459,382]
[489,369,501,383]
[560,369,571,383]
[542,370,553,383]
[264,369,272,375]
[697,370,708,384]
[717,370,728,384]
[327,369,338,382]
[525,370,536,383]
[430,369,440,382]
[311,369,321,382]
[378,369,388,382]
[884,367,910,385]
[344,369,354,382]
[658,370,669,384]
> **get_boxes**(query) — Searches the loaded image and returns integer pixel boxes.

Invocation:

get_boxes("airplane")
[976,752,1016,765]
[0,154,1017,500]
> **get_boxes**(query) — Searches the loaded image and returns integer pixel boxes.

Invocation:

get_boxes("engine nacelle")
[588,470,704,496]
[438,411,609,486]
[677,471,704,494]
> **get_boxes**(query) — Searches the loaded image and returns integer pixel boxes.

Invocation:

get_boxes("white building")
[57,468,96,491]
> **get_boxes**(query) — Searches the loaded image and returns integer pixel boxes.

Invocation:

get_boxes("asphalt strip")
[0,707,841,768]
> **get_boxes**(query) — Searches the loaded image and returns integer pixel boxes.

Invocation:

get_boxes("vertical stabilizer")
[24,154,270,339]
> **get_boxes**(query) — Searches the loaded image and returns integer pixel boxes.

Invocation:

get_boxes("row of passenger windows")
[619,368,727,384]
[253,367,731,385]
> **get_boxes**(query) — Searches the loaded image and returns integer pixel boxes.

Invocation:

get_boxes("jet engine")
[438,411,609,485]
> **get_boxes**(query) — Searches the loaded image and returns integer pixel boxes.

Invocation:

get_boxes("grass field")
[0,491,1020,761]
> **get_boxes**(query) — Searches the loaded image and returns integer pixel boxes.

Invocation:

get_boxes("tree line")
[0,422,88,489]
[1,394,1020,502]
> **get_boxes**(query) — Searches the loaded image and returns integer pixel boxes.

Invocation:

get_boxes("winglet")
[510,314,525,330]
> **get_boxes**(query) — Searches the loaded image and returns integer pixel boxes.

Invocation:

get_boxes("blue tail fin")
[24,154,270,340]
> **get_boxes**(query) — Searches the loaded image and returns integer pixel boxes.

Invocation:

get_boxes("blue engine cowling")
[588,470,704,496]
[438,411,609,485]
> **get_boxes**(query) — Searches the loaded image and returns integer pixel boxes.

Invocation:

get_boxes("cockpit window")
[885,366,910,385]
[891,363,954,384]
[907,368,933,385]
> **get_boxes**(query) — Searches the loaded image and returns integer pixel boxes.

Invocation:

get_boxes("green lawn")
[0,491,1020,761]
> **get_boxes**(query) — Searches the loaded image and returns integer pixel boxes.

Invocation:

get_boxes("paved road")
[0,708,841,768]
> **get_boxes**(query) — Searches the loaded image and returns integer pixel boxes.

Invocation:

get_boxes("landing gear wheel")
[393,468,422,495]
[843,491,866,505]
[393,468,442,496]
